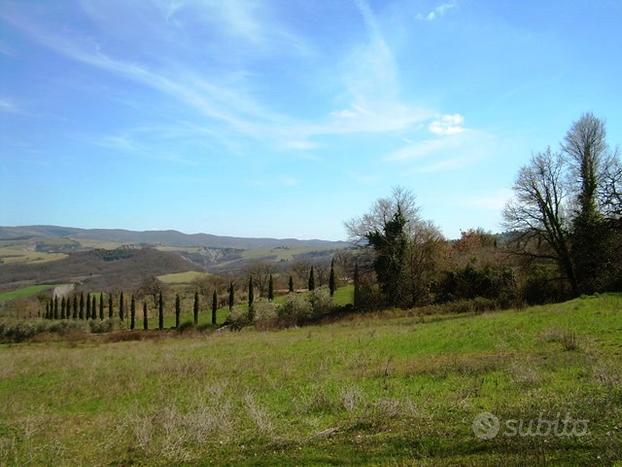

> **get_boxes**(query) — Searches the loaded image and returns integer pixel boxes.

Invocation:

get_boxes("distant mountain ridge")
[0,225,350,250]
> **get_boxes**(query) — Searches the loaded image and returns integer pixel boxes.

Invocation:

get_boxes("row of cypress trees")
[43,290,220,330]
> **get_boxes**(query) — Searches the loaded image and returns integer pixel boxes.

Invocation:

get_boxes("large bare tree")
[503,148,577,292]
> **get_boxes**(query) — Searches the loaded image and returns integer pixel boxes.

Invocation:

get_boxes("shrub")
[88,318,121,334]
[178,320,195,333]
[308,288,333,317]
[252,300,278,330]
[0,319,86,342]
[277,294,312,327]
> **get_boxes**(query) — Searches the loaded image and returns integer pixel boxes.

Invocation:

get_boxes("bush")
[308,288,333,317]
[88,318,121,334]
[253,300,278,330]
[0,319,86,342]
[178,320,195,333]
[277,294,312,327]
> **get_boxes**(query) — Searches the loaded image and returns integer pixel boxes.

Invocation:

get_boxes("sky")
[1,0,621,240]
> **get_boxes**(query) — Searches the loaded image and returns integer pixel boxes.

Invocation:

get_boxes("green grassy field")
[0,294,621,465]
[157,271,210,284]
[0,284,58,304]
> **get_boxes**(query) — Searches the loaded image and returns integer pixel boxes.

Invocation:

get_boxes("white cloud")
[0,98,18,113]
[428,113,465,135]
[417,2,456,21]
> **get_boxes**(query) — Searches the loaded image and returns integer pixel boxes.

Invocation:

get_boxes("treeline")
[346,113,621,311]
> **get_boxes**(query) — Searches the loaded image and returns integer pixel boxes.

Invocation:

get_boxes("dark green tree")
[329,259,336,297]
[193,291,199,325]
[248,276,254,321]
[61,296,66,319]
[91,295,96,320]
[353,262,360,309]
[268,274,274,301]
[130,294,136,330]
[366,206,408,307]
[143,301,148,330]
[53,295,58,319]
[288,275,294,293]
[99,293,104,320]
[119,292,125,321]
[228,282,234,311]
[211,290,218,325]
[86,293,91,319]
[175,293,181,329]
[108,293,113,319]
[79,292,84,319]
[45,301,50,319]
[308,266,315,291]
[158,291,164,330]
[73,295,78,319]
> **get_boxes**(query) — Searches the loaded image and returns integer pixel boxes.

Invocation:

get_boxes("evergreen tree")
[61,296,66,319]
[91,295,96,320]
[308,266,315,291]
[86,293,91,319]
[45,301,50,319]
[158,291,164,330]
[130,294,136,330]
[53,295,59,319]
[248,276,254,321]
[228,282,234,311]
[73,295,78,319]
[119,292,125,321]
[99,293,104,320]
[143,301,148,330]
[193,291,199,325]
[211,290,218,325]
[288,275,294,293]
[79,292,84,319]
[268,274,274,301]
[175,293,181,329]
[329,259,336,297]
[353,262,360,310]
[248,276,254,307]
[108,293,113,319]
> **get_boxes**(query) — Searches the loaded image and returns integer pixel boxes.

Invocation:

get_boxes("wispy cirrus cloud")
[428,113,465,135]
[417,1,457,21]
[0,97,20,113]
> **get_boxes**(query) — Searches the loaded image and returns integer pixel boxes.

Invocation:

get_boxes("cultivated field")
[1,294,620,465]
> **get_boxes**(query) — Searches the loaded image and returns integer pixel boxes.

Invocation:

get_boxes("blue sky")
[1,0,621,240]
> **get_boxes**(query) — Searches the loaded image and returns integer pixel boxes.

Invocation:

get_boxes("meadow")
[0,294,620,465]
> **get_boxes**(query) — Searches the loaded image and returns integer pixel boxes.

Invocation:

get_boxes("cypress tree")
[268,274,274,301]
[53,295,59,319]
[353,262,360,310]
[248,276,254,321]
[329,259,336,297]
[248,276,254,307]
[73,295,78,319]
[86,293,91,320]
[228,282,234,311]
[193,291,199,325]
[108,293,113,319]
[45,301,50,319]
[175,294,181,329]
[61,296,66,319]
[91,295,96,319]
[288,275,294,293]
[158,291,164,330]
[308,266,315,291]
[99,293,104,320]
[130,295,136,330]
[119,292,124,321]
[79,292,84,319]
[211,290,217,325]
[143,301,148,330]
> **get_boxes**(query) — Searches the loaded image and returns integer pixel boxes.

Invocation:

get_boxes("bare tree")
[562,113,608,219]
[600,153,622,219]
[345,186,421,243]
[503,148,577,293]
[245,261,273,297]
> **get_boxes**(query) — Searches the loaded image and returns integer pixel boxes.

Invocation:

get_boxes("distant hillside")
[0,248,200,291]
[0,226,350,250]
